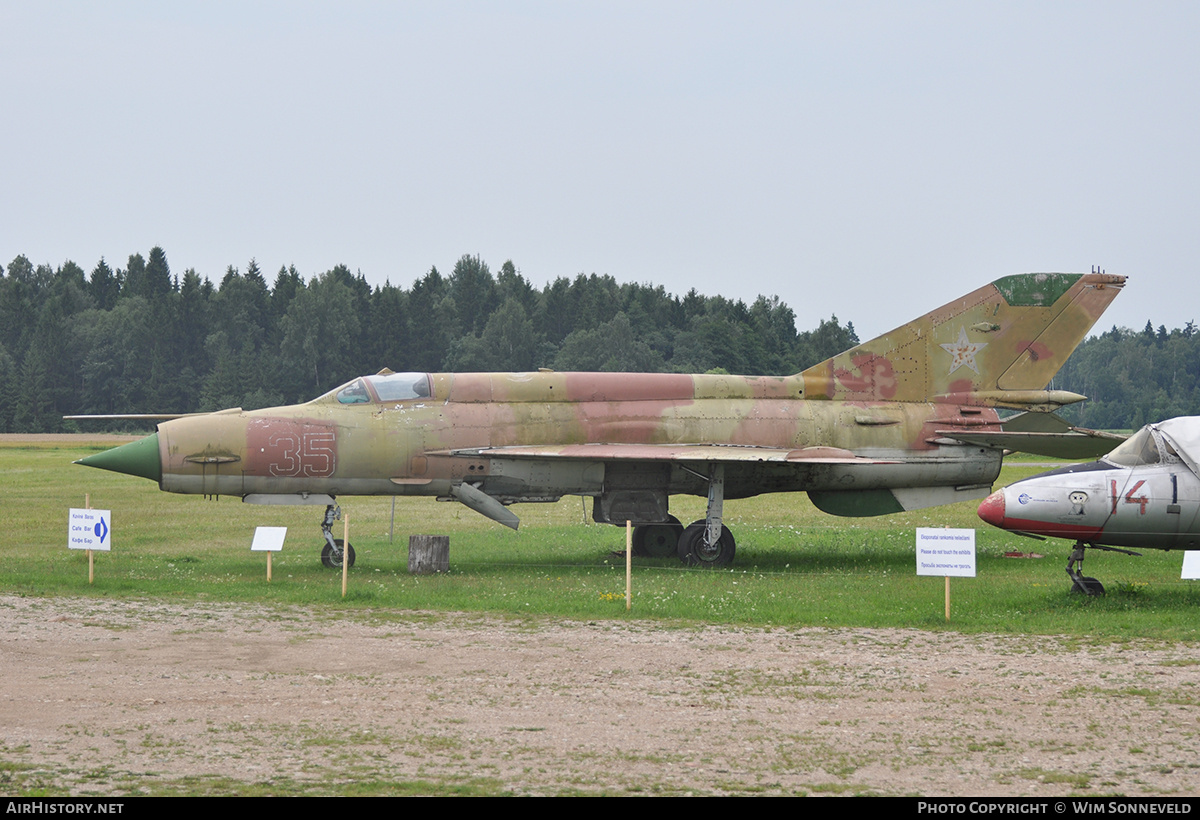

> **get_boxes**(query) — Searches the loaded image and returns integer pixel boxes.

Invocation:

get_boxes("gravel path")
[2,594,1199,796]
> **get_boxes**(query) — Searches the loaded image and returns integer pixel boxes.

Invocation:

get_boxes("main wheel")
[632,515,684,557]
[677,521,736,567]
[321,539,356,569]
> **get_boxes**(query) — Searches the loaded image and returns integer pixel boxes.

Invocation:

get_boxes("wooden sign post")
[68,497,111,585]
[342,514,349,597]
[916,528,977,622]
[626,520,632,611]
[251,527,287,582]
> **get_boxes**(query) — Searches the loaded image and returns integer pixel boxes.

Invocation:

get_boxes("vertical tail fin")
[799,272,1126,406]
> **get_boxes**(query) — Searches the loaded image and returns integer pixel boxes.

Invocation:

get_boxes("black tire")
[321,539,356,569]
[1071,576,1105,596]
[631,515,684,558]
[677,520,736,567]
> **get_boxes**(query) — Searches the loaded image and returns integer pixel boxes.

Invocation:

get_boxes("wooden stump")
[408,534,449,574]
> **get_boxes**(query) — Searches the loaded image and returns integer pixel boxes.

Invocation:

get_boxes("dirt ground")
[2,595,1200,796]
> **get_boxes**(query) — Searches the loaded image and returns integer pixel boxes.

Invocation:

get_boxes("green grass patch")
[5,439,1200,640]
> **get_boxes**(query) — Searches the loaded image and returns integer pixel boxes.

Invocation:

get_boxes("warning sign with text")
[916,528,975,577]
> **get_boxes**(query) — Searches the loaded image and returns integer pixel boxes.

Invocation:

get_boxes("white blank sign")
[251,527,287,552]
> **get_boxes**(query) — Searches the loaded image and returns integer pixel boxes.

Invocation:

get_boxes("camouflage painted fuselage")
[142,271,1126,522]
[82,268,1123,525]
[157,372,1000,516]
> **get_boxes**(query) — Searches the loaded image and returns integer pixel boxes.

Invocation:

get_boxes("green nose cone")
[76,433,162,482]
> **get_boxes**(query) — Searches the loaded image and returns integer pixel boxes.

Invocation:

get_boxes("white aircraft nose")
[977,490,1006,527]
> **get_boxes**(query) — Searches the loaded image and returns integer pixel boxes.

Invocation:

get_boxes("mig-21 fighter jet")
[75,271,1126,569]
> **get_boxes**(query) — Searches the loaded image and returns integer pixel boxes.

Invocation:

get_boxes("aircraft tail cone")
[76,433,162,483]
[977,490,1006,527]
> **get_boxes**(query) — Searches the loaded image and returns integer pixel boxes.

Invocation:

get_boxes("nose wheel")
[1067,542,1104,596]
[321,539,356,569]
[1066,541,1141,596]
[319,504,355,569]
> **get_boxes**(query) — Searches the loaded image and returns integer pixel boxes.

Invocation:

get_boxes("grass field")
[4,438,1200,641]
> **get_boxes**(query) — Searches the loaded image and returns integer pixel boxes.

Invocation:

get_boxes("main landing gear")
[319,503,356,569]
[1066,541,1141,596]
[631,515,684,558]
[677,520,735,566]
[630,464,737,567]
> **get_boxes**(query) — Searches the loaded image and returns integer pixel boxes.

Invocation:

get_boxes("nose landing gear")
[1066,541,1140,596]
[319,504,355,568]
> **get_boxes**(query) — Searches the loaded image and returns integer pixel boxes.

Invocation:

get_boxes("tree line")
[1053,321,1200,431]
[4,248,1194,434]
[0,248,859,432]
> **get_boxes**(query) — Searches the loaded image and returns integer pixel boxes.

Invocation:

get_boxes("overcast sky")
[4,1,1197,342]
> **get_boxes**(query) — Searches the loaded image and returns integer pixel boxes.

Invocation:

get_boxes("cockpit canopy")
[1104,426,1170,467]
[331,372,432,404]
[1103,417,1200,478]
